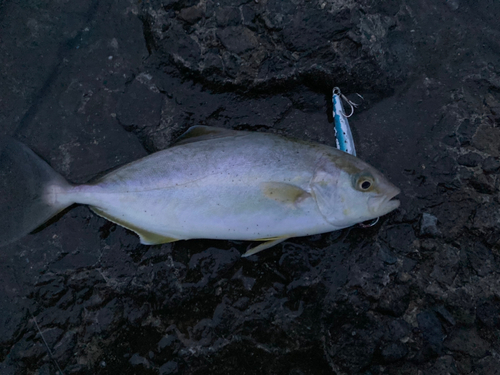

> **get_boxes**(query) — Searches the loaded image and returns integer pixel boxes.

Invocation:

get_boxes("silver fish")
[0,126,400,256]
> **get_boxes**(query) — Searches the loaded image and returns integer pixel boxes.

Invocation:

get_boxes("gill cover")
[310,157,347,227]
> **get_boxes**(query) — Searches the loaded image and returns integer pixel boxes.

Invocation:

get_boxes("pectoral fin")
[260,182,311,206]
[90,206,179,245]
[173,126,242,146]
[241,237,289,257]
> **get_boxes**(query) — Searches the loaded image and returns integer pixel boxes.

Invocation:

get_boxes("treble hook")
[333,87,362,118]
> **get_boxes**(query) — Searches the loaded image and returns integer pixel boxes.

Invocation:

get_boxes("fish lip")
[368,187,401,215]
[387,187,401,209]
[387,185,401,200]
[385,198,401,211]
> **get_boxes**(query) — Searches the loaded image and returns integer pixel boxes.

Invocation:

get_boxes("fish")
[0,126,400,257]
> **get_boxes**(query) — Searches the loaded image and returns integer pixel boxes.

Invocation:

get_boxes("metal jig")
[332,87,358,156]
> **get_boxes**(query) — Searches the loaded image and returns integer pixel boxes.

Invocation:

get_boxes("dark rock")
[217,26,258,54]
[159,361,178,374]
[430,244,460,285]
[139,0,415,91]
[457,152,483,167]
[420,239,439,252]
[324,324,381,373]
[158,335,176,350]
[231,267,256,291]
[130,353,150,367]
[466,242,494,277]
[378,246,397,264]
[472,122,500,157]
[241,5,256,30]
[482,156,500,173]
[457,165,474,180]
[423,355,459,375]
[9,335,46,361]
[0,362,16,375]
[445,0,460,11]
[417,311,444,355]
[382,224,417,256]
[159,22,202,68]
[202,51,224,75]
[116,76,163,129]
[376,285,410,317]
[441,134,460,147]
[380,342,408,363]
[448,305,477,326]
[473,355,500,375]
[0,294,27,349]
[215,7,241,27]
[382,319,412,342]
[443,328,490,357]
[457,119,479,146]
[433,305,456,326]
[469,173,496,194]
[177,6,204,25]
[53,331,77,362]
[419,213,441,237]
[476,299,500,328]
[471,202,500,234]
[282,9,352,52]
[187,247,239,287]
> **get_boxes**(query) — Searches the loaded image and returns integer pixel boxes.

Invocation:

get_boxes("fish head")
[311,151,400,228]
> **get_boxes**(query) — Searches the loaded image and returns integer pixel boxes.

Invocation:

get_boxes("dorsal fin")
[173,126,242,146]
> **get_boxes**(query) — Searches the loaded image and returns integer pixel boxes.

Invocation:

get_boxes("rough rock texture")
[142,0,408,93]
[1,0,500,374]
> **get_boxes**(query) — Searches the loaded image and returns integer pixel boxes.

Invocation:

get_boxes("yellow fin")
[260,182,310,206]
[90,206,179,245]
[242,237,289,257]
[253,236,284,241]
[173,126,242,146]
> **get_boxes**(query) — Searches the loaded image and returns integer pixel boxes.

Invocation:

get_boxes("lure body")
[332,87,357,156]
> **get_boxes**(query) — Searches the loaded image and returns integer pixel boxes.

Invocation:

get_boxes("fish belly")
[86,185,334,241]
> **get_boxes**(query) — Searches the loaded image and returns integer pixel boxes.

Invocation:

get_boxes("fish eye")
[357,177,373,191]
[361,180,371,190]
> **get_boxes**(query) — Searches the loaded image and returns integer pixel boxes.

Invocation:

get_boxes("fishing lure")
[332,87,357,156]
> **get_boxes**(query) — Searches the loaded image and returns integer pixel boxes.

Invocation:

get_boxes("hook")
[358,217,379,228]
[332,87,362,118]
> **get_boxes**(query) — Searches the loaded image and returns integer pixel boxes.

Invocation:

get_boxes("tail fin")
[0,137,74,246]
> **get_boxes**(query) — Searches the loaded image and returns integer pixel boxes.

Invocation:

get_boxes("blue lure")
[332,87,357,156]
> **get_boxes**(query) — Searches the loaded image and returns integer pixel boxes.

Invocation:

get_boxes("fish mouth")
[385,197,401,211]
[368,187,401,216]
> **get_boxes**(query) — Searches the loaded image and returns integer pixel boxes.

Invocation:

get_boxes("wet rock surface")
[1,0,500,373]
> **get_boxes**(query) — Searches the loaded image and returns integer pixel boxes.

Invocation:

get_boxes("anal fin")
[137,232,179,245]
[241,237,289,257]
[90,206,179,245]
